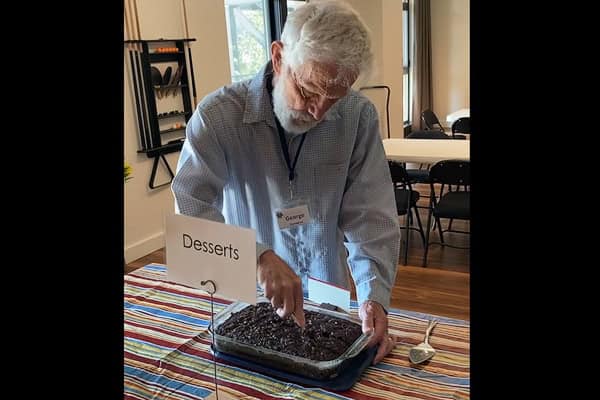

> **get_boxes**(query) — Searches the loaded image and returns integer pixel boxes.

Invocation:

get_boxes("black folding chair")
[422,160,470,267]
[421,109,446,132]
[451,117,470,140]
[388,160,426,265]
[403,129,454,215]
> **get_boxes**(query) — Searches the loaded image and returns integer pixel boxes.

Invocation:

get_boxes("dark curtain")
[411,0,433,130]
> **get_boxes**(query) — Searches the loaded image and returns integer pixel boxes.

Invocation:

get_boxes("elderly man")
[172,0,400,364]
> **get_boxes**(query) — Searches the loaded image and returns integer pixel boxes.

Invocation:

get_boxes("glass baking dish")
[209,299,373,380]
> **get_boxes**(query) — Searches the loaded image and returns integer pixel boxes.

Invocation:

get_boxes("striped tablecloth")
[125,264,470,399]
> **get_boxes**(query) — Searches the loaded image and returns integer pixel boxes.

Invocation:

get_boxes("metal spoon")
[409,319,438,364]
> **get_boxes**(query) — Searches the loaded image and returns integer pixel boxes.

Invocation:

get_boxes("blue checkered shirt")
[172,63,400,310]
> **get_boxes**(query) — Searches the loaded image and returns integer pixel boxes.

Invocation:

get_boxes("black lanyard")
[274,116,307,182]
[266,66,307,182]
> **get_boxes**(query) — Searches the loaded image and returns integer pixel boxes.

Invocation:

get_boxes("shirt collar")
[243,61,342,127]
[243,62,276,127]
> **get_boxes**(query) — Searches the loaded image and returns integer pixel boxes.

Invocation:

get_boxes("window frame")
[268,0,288,41]
[268,0,306,41]
[403,0,411,136]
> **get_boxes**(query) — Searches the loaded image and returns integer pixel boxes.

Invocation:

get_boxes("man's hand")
[257,250,305,328]
[359,300,397,364]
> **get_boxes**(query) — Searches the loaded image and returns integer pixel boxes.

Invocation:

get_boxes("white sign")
[165,213,257,304]
[308,276,350,313]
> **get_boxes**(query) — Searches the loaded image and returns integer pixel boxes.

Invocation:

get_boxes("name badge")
[276,204,311,229]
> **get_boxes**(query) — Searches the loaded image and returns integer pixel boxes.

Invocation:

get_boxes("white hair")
[280,0,373,85]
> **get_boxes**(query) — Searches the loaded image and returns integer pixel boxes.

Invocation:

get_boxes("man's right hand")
[257,250,305,328]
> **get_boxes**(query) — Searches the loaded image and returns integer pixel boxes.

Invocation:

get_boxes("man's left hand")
[359,300,398,364]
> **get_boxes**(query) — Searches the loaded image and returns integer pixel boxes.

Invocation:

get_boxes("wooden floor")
[125,201,470,321]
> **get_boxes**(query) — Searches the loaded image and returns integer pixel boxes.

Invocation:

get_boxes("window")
[224,0,305,83]
[224,0,270,82]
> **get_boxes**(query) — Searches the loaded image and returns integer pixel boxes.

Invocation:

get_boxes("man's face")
[272,58,356,134]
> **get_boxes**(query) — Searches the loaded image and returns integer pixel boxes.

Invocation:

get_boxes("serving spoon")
[409,319,438,364]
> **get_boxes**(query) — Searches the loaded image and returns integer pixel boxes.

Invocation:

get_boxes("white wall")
[431,0,470,128]
[345,0,404,139]
[124,0,231,262]
[345,0,383,84]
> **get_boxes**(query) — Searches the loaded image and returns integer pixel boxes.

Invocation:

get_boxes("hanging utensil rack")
[125,38,197,189]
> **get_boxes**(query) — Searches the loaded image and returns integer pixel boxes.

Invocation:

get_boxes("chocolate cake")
[215,302,362,361]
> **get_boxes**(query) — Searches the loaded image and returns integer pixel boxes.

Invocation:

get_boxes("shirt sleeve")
[338,102,401,311]
[171,107,271,262]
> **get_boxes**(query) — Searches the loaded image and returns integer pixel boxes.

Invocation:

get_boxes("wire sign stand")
[200,279,221,400]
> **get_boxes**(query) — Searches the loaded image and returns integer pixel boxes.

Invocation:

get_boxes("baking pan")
[209,300,372,380]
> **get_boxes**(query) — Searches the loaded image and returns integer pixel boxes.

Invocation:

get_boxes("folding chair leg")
[436,216,444,244]
[423,206,433,267]
[413,206,426,246]
[447,185,465,232]
[403,213,410,265]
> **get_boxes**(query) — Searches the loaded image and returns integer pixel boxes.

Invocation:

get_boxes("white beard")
[272,73,320,134]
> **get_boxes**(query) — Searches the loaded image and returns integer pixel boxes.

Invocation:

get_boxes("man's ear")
[271,41,284,74]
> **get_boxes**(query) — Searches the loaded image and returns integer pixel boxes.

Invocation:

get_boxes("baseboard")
[125,232,165,263]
